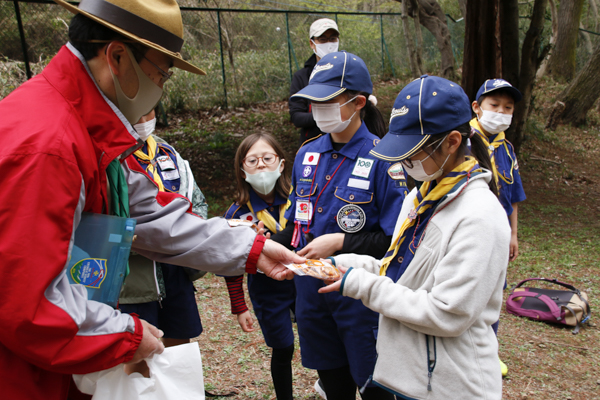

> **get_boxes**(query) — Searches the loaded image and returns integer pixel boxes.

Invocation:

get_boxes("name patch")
[348,178,370,190]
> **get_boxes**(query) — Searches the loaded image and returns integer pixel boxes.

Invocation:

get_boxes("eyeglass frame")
[242,153,280,169]
[311,34,340,44]
[93,40,174,85]
[400,137,446,169]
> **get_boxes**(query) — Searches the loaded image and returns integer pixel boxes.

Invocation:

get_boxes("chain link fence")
[1,1,473,112]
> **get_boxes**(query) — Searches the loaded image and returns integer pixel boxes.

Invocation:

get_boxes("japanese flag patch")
[303,152,320,165]
[238,212,258,223]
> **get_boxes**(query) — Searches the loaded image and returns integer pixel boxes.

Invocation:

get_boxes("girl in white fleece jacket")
[320,76,511,400]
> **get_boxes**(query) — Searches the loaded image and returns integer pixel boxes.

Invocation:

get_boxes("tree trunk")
[398,0,456,79]
[546,0,585,81]
[499,0,520,87]
[536,0,558,79]
[546,42,600,129]
[411,0,425,73]
[509,0,549,153]
[461,0,499,102]
[579,22,594,55]
[402,0,423,78]
[458,0,467,20]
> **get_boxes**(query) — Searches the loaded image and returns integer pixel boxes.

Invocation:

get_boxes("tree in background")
[461,0,550,153]
[546,41,600,129]
[545,0,586,81]
[394,0,456,79]
[401,0,424,77]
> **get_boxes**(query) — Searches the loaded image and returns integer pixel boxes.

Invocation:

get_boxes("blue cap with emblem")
[370,75,471,162]
[291,51,372,102]
[476,78,522,103]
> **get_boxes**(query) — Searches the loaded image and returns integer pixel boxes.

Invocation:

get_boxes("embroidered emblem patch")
[303,166,312,177]
[352,157,374,178]
[309,62,334,81]
[70,258,107,289]
[387,162,405,180]
[337,204,366,233]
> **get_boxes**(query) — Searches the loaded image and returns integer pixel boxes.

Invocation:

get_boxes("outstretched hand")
[257,239,305,280]
[318,264,348,294]
[297,233,344,259]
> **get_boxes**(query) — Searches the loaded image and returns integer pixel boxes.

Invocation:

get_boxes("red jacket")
[0,45,143,399]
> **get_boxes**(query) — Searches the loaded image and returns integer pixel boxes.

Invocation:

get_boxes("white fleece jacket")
[334,170,510,400]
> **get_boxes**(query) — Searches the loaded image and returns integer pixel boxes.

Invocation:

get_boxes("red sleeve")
[245,235,265,274]
[224,276,249,314]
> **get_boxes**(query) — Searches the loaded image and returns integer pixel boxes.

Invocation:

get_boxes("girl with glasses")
[222,133,296,400]
[320,75,510,400]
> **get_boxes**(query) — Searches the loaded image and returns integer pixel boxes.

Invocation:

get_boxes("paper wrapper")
[284,259,341,280]
[227,219,258,231]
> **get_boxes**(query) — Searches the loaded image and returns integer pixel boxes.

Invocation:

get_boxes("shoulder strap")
[513,278,579,292]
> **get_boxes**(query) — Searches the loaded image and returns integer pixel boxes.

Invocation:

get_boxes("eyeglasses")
[401,138,445,168]
[140,54,173,85]
[243,153,279,168]
[312,35,339,44]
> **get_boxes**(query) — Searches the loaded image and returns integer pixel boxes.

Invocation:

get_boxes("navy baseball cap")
[292,51,373,102]
[476,79,522,103]
[370,75,472,162]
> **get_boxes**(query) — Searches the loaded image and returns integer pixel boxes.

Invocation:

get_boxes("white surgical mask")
[243,160,282,195]
[478,110,512,135]
[311,40,339,59]
[312,96,357,134]
[402,137,450,182]
[133,118,156,142]
[110,46,164,125]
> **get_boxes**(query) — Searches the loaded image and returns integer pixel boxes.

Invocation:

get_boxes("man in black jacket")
[289,18,340,145]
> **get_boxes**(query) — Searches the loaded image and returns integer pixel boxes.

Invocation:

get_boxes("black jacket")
[289,54,324,145]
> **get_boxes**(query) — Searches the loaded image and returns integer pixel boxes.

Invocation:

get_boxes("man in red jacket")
[0,1,300,399]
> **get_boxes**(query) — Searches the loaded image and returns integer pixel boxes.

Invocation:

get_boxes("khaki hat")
[54,0,205,75]
[309,18,339,39]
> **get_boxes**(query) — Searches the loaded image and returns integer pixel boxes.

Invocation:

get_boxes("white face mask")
[110,46,164,125]
[402,137,450,182]
[311,40,339,59]
[312,96,357,134]
[133,118,156,142]
[478,110,512,135]
[243,160,282,196]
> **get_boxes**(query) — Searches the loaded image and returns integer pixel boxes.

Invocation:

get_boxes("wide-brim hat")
[54,0,205,75]
[291,51,372,102]
[476,79,522,103]
[370,75,472,162]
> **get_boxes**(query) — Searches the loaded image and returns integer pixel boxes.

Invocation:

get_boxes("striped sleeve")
[224,275,248,314]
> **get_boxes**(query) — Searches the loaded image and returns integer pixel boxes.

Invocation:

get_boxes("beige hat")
[53,0,205,75]
[309,18,339,39]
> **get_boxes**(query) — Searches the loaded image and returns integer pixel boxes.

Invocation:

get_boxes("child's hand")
[319,265,348,293]
[236,311,255,332]
[509,235,519,261]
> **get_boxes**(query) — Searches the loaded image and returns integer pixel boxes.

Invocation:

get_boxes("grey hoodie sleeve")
[123,160,256,276]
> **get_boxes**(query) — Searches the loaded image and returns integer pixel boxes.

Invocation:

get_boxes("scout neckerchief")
[247,201,287,233]
[133,135,165,192]
[380,156,482,276]
[470,118,515,186]
[106,158,130,275]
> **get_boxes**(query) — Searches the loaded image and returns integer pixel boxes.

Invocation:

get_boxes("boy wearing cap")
[0,1,301,398]
[289,18,340,145]
[470,79,527,377]
[471,79,526,263]
[277,51,405,400]
[320,75,510,400]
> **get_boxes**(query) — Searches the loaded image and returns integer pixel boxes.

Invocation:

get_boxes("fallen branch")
[530,155,562,164]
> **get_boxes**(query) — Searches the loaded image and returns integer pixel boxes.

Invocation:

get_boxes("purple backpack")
[506,278,591,334]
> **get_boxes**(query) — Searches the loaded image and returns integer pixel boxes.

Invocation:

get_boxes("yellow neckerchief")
[247,201,287,233]
[133,135,165,192]
[469,118,505,186]
[379,156,482,276]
